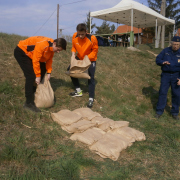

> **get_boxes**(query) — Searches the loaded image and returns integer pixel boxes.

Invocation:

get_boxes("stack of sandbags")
[89,131,132,161]
[51,108,100,134]
[73,108,102,120]
[51,108,146,161]
[70,127,106,145]
[89,128,146,161]
[51,109,82,126]
[91,117,129,132]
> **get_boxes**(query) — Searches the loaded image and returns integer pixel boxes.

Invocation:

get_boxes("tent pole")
[173,24,175,37]
[138,26,139,48]
[116,19,118,47]
[130,8,133,47]
[90,14,91,34]
[155,18,158,48]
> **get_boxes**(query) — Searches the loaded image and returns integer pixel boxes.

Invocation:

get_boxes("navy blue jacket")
[156,47,180,72]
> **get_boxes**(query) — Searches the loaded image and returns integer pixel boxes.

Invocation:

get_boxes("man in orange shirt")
[69,23,98,108]
[14,36,67,112]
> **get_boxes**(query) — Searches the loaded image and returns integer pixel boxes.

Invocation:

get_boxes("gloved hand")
[35,77,41,85]
[47,73,51,81]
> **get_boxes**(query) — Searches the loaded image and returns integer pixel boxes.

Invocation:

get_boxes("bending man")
[14,36,67,112]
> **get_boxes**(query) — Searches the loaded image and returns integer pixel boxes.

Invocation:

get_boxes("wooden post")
[161,0,166,49]
[57,4,59,39]
[130,9,133,47]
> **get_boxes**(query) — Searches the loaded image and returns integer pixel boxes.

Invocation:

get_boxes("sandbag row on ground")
[51,108,146,161]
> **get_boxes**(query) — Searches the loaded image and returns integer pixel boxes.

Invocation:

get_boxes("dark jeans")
[68,58,96,99]
[156,72,180,116]
[14,46,46,103]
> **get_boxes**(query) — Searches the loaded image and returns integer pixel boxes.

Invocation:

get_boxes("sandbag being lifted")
[66,55,91,79]
[34,74,54,108]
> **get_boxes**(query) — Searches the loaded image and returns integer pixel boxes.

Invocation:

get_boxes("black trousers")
[68,58,96,99]
[14,46,46,103]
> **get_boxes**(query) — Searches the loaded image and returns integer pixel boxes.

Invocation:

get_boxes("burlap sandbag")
[70,127,106,145]
[51,109,82,126]
[73,108,102,120]
[91,117,111,125]
[110,127,146,142]
[98,119,129,132]
[61,119,96,133]
[65,55,91,79]
[70,55,91,73]
[65,69,90,79]
[34,74,54,108]
[89,132,132,161]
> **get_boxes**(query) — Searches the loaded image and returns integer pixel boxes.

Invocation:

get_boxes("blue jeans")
[156,72,180,116]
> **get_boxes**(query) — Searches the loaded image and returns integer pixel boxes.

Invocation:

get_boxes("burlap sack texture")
[51,108,146,161]
[34,74,54,108]
[65,55,91,79]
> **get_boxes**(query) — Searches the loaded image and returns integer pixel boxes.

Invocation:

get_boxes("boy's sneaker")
[87,100,93,108]
[69,90,83,97]
[23,102,41,113]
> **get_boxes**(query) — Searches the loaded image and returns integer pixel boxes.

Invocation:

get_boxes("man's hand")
[35,77,41,85]
[177,78,180,86]
[47,73,51,81]
[162,61,170,65]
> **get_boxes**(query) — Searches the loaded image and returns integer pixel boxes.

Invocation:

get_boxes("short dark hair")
[54,38,67,50]
[76,23,87,32]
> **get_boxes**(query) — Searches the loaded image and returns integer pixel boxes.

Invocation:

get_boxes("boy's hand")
[47,74,51,81]
[36,77,41,85]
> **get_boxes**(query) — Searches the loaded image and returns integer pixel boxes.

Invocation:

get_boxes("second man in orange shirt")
[69,23,99,108]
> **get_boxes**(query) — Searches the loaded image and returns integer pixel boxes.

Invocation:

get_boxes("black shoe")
[87,100,93,108]
[155,114,161,119]
[172,115,179,120]
[23,102,41,113]
[69,90,83,97]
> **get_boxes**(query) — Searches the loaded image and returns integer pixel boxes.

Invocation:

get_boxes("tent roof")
[90,0,175,28]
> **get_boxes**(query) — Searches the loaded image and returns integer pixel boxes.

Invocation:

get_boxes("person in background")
[14,36,67,112]
[111,35,116,47]
[69,23,98,108]
[108,36,113,47]
[155,36,180,120]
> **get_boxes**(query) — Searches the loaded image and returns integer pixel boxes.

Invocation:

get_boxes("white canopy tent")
[90,0,175,47]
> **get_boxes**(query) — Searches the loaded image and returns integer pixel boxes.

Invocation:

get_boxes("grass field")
[0,32,180,180]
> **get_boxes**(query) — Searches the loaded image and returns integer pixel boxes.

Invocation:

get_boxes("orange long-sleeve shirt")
[18,36,54,77]
[71,32,98,61]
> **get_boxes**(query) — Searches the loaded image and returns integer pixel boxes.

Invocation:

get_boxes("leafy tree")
[95,20,116,34]
[111,24,116,33]
[148,0,180,35]
[84,11,96,34]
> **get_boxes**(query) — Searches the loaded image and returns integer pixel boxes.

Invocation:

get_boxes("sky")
[0,0,148,39]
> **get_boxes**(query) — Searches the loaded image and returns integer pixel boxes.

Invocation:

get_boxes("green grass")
[0,32,180,179]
